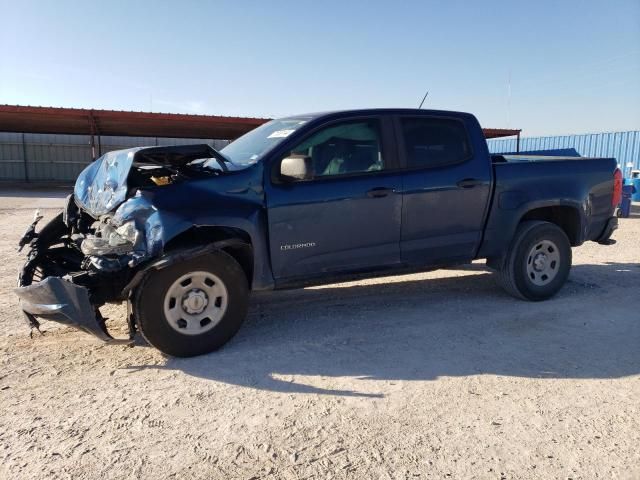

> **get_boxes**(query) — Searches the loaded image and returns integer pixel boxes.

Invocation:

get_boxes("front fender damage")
[80,190,165,269]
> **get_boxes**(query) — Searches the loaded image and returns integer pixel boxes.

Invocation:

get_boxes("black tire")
[496,221,572,301]
[19,213,75,287]
[134,250,249,357]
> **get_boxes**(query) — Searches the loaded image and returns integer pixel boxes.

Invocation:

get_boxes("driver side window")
[288,120,384,178]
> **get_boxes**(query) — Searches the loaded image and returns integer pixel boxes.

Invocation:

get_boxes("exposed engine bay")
[15,144,233,342]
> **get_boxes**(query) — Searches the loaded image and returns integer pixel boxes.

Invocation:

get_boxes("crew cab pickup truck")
[15,109,621,357]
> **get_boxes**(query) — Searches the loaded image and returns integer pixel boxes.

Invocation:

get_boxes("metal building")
[488,131,640,178]
[0,132,231,182]
[0,105,269,183]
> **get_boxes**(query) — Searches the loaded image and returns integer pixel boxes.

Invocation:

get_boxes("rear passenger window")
[400,118,471,168]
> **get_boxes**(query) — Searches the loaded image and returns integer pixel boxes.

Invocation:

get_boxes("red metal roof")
[0,105,269,139]
[0,104,521,140]
[483,128,522,139]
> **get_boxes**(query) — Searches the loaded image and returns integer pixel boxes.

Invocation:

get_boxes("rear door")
[266,116,403,281]
[396,115,492,264]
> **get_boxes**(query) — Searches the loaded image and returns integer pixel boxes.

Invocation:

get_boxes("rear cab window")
[399,117,472,169]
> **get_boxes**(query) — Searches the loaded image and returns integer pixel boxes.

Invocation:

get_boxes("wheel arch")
[164,225,255,287]
[484,201,583,268]
[518,204,582,246]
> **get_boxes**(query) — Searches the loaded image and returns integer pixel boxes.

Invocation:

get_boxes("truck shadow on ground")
[127,262,640,397]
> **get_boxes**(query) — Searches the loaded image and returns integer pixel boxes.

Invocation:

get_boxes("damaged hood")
[74,145,228,217]
[74,148,143,217]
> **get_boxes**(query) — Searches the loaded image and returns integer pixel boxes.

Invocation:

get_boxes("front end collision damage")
[14,192,164,343]
[16,276,128,343]
[14,145,270,344]
[80,190,165,271]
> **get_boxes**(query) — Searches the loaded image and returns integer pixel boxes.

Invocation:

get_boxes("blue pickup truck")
[15,109,621,356]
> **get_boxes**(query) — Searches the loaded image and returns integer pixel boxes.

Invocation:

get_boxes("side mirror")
[280,154,314,181]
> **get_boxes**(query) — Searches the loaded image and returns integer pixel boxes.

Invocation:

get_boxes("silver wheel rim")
[526,239,561,286]
[163,271,228,335]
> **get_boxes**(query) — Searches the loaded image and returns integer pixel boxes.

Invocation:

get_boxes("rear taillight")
[612,168,622,207]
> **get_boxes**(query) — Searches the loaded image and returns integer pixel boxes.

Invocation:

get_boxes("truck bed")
[477,155,617,259]
[492,154,612,163]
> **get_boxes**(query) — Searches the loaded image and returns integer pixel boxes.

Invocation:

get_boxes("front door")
[266,117,402,281]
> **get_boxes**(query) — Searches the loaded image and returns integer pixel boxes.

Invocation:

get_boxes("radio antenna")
[418,90,429,109]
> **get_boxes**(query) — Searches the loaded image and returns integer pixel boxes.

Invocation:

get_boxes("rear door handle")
[366,187,394,198]
[456,178,483,189]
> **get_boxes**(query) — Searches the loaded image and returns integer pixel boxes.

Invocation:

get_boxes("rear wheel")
[134,251,249,357]
[496,221,572,301]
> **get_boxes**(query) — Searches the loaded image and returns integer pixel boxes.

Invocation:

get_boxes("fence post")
[21,133,29,183]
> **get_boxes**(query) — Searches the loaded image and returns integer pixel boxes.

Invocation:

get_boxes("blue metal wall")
[488,131,640,178]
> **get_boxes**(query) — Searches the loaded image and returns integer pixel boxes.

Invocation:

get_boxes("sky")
[1,0,639,136]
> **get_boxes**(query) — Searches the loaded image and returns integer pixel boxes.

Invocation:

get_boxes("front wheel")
[134,251,249,357]
[496,221,572,301]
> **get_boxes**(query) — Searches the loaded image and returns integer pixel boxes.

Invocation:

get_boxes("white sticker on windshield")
[267,129,295,139]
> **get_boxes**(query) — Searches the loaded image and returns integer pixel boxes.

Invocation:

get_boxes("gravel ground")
[0,189,639,480]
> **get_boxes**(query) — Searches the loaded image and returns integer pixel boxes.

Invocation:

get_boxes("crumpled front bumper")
[14,277,131,344]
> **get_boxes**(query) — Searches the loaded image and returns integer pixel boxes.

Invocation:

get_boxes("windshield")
[218,117,312,167]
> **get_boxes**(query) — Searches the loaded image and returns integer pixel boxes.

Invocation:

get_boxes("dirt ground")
[0,188,638,480]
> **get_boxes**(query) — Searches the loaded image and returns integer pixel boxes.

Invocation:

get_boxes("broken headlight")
[81,220,139,256]
[114,221,138,244]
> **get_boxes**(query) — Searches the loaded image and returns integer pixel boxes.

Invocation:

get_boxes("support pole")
[21,133,29,182]
[88,110,99,160]
[517,131,521,153]
[90,133,96,160]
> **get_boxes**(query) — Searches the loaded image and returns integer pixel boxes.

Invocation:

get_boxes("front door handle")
[456,178,483,189]
[366,187,394,198]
